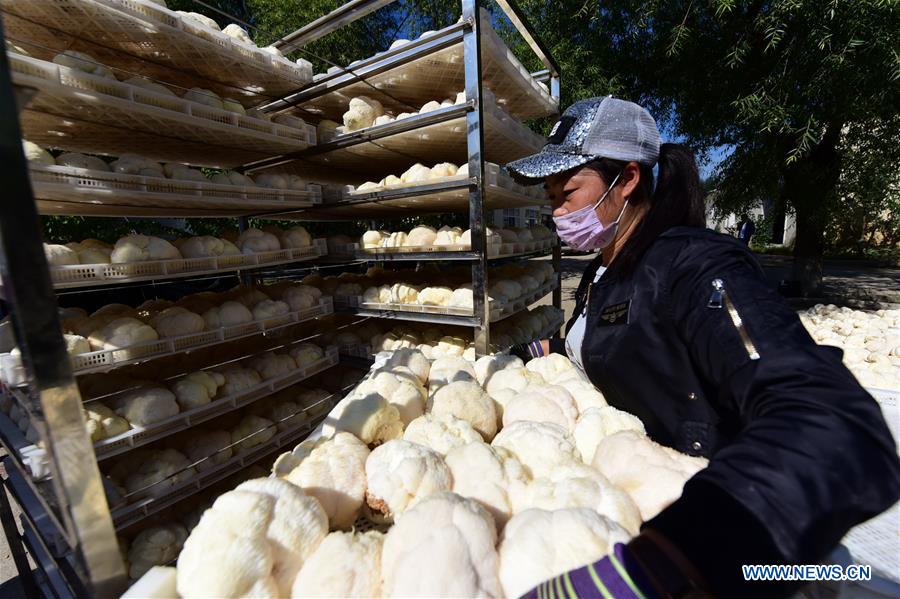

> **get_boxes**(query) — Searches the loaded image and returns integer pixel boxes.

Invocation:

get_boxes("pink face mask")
[553,172,627,251]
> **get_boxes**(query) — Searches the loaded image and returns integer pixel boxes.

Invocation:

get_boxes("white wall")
[707,202,796,246]
[491,207,543,228]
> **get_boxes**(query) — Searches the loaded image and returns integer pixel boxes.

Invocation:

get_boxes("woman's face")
[544,165,624,226]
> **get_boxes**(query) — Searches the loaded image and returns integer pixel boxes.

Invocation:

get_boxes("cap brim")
[504,152,593,186]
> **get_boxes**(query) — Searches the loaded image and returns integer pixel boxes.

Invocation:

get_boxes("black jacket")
[554,226,900,597]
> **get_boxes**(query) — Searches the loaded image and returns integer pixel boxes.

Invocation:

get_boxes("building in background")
[492,206,552,228]
[706,197,796,247]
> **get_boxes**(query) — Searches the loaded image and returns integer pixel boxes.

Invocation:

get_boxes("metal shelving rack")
[250,0,563,357]
[0,0,561,596]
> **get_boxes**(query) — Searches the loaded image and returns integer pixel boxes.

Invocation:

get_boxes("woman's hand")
[510,339,551,362]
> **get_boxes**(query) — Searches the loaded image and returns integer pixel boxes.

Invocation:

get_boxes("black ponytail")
[586,143,706,276]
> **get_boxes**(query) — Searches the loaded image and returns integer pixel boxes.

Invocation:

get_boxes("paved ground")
[536,252,900,318]
[754,254,900,306]
[0,460,27,599]
[0,251,896,593]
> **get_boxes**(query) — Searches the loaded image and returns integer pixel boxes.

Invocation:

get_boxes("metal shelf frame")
[334,278,559,327]
[0,1,561,597]
[256,0,562,356]
[0,15,127,595]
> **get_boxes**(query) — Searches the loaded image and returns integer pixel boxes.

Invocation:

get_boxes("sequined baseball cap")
[505,96,661,185]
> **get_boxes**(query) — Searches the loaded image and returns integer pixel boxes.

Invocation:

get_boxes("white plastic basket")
[356,298,503,322]
[109,414,324,529]
[10,52,314,168]
[92,346,340,460]
[304,104,542,175]
[346,279,556,323]
[297,9,556,120]
[356,241,502,258]
[48,238,327,288]
[326,162,544,217]
[31,163,323,217]
[491,280,557,322]
[0,298,334,384]
[2,0,313,101]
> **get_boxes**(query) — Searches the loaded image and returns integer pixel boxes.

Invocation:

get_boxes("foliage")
[41,216,187,244]
[168,0,464,75]
[748,212,773,251]
[38,0,899,293]
[38,1,496,245]
[243,0,392,73]
[165,0,252,26]
[492,0,624,135]
[827,115,900,251]
[570,0,900,292]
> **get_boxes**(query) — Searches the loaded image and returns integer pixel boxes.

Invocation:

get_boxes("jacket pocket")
[707,278,760,361]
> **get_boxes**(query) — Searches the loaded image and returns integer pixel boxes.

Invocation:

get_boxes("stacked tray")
[285,9,556,120]
[110,391,339,530]
[10,52,315,167]
[30,163,322,218]
[0,384,341,527]
[1,0,313,102]
[337,311,564,363]
[90,346,339,460]
[355,238,554,260]
[261,103,543,183]
[0,298,335,383]
[337,279,557,324]
[1,345,338,467]
[49,239,328,288]
[279,163,545,219]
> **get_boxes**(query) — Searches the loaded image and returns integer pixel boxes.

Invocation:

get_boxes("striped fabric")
[518,544,656,599]
[510,340,545,362]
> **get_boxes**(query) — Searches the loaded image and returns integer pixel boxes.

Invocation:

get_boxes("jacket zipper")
[708,278,760,360]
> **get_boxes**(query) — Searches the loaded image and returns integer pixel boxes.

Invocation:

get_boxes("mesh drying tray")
[109,397,338,530]
[332,311,562,360]
[0,0,312,103]
[273,163,545,220]
[354,238,553,260]
[262,103,543,182]
[0,298,334,383]
[287,9,557,121]
[49,239,327,289]
[10,52,315,168]
[342,279,557,324]
[90,346,339,461]
[30,163,322,219]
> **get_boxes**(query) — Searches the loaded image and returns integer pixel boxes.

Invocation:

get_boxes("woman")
[505,97,899,598]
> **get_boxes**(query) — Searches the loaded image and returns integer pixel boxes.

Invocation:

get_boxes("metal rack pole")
[0,18,126,597]
[496,0,563,335]
[237,216,255,288]
[273,0,394,53]
[494,0,561,79]
[461,0,490,357]
[552,238,563,338]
